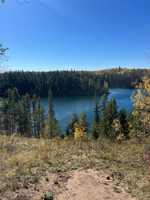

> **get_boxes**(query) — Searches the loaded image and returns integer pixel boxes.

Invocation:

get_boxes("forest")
[0,75,150,142]
[0,68,149,97]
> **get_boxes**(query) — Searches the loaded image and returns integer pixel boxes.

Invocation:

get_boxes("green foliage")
[91,94,100,139]
[80,109,88,132]
[45,89,61,139]
[0,135,149,200]
[80,109,87,123]
[0,88,60,138]
[118,108,129,138]
[21,93,32,136]
[66,110,79,136]
[43,192,54,200]
[101,93,108,111]
[1,68,148,98]
[100,98,118,139]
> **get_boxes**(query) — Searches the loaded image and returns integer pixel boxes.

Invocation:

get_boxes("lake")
[42,88,134,133]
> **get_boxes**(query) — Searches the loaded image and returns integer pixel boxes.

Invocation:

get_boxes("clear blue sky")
[0,0,150,71]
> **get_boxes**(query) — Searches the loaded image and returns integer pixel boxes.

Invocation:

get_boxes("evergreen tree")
[1,68,147,98]
[38,100,46,137]
[80,109,87,122]
[118,108,129,138]
[36,97,46,138]
[46,89,60,138]
[100,98,118,139]
[22,93,32,137]
[80,109,88,132]
[1,98,9,134]
[101,93,108,111]
[103,81,109,94]
[32,94,38,137]
[91,93,100,139]
[66,110,79,136]
[7,88,20,134]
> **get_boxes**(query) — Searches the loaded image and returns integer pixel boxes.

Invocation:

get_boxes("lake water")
[42,88,134,133]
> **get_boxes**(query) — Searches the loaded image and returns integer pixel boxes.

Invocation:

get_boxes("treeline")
[1,75,149,141]
[0,71,108,97]
[0,68,148,97]
[0,88,60,138]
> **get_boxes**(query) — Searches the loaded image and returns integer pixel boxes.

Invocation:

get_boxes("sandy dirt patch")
[1,168,136,200]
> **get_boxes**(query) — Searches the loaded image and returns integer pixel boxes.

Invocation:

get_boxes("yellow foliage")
[74,120,87,139]
[130,77,150,138]
[112,119,121,132]
[116,134,125,141]
[111,119,121,139]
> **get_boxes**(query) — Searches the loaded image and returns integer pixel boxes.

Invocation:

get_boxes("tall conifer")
[47,89,60,138]
[91,93,100,139]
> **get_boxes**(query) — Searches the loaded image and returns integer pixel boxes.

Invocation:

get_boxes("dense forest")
[0,75,150,141]
[0,68,149,97]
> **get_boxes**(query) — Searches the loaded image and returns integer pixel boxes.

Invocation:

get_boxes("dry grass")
[0,135,150,200]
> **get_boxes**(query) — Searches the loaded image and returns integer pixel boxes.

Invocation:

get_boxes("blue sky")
[0,0,150,71]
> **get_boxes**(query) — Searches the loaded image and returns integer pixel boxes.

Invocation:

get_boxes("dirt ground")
[1,168,136,200]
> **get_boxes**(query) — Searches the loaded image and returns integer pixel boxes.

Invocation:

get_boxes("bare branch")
[0,43,8,72]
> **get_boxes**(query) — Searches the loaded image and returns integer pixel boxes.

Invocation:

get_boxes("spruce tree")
[101,93,108,111]
[36,97,46,138]
[118,108,129,138]
[103,81,109,94]
[1,98,9,134]
[32,94,38,137]
[91,93,100,139]
[22,93,32,137]
[7,88,20,135]
[80,109,88,132]
[66,110,79,136]
[47,89,60,138]
[100,98,118,139]
[38,100,46,137]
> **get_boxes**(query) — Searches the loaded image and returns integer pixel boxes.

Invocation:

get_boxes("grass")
[0,135,150,200]
[113,186,122,193]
